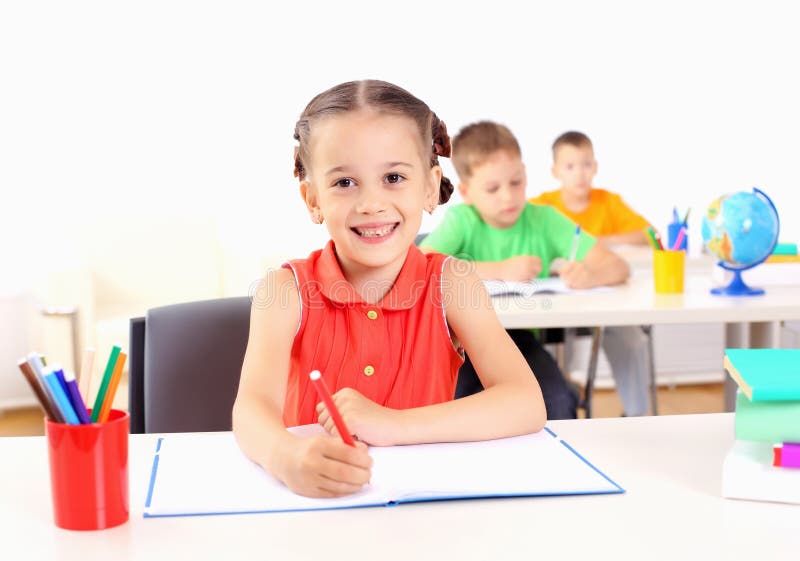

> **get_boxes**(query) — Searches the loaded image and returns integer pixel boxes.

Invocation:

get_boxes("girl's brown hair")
[293,80,454,204]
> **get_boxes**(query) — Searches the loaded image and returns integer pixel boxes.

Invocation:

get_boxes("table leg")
[584,327,604,419]
[642,325,658,415]
[723,323,748,411]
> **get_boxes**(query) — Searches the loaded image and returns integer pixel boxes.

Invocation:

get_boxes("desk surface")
[2,414,798,561]
[495,272,800,328]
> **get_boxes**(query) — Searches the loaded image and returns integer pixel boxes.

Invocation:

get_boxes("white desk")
[492,273,800,329]
[494,272,800,410]
[2,414,798,561]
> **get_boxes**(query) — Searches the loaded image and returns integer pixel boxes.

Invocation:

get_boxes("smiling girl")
[232,80,545,498]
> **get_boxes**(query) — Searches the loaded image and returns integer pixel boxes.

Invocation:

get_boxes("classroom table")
[1,414,797,561]
[493,271,800,410]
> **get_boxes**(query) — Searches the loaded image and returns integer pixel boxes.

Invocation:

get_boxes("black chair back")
[129,297,251,433]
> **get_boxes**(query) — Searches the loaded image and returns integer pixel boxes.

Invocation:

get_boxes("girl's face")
[301,110,440,280]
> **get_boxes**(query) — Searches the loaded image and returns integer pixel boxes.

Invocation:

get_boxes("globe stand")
[711,268,764,296]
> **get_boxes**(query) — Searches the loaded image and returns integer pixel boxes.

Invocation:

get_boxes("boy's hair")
[451,121,521,181]
[293,80,454,204]
[552,131,593,160]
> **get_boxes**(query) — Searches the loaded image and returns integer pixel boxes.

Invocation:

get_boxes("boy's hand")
[557,261,595,289]
[317,388,400,447]
[499,255,542,281]
[276,435,372,498]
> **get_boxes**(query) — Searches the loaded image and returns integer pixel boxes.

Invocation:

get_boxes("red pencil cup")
[45,409,129,530]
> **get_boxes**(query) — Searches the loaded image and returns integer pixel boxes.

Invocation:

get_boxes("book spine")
[736,392,800,442]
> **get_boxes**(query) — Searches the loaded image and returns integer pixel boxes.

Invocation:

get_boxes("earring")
[312,210,323,224]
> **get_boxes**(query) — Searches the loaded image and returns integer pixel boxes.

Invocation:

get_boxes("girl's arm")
[232,268,372,498]
[319,259,546,445]
[558,242,630,289]
[398,258,546,442]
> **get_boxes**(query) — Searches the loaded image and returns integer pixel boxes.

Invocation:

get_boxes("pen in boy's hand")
[310,370,355,446]
[568,225,581,262]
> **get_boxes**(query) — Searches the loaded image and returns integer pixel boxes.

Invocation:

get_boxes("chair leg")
[642,325,658,415]
[584,326,604,419]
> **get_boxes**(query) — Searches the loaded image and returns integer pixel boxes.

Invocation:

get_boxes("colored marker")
[27,352,65,423]
[309,370,355,446]
[43,367,80,425]
[78,347,95,403]
[97,352,127,423]
[682,207,691,224]
[92,345,121,422]
[672,207,679,224]
[63,370,92,424]
[17,359,59,421]
[645,227,660,250]
[53,367,70,398]
[568,225,582,262]
[671,226,687,251]
[653,230,665,250]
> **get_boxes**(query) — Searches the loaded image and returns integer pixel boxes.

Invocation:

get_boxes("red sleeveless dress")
[281,241,464,427]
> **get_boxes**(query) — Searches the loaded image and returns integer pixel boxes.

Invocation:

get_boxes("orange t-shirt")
[280,241,464,427]
[530,188,650,237]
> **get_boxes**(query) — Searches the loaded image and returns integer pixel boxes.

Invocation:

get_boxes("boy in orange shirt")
[531,131,653,416]
[533,131,650,247]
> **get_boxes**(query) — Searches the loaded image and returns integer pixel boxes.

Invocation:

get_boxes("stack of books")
[722,349,800,504]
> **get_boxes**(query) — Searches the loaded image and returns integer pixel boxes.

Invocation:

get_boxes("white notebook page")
[144,425,621,517]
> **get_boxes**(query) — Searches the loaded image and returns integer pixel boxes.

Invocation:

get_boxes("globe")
[701,187,780,296]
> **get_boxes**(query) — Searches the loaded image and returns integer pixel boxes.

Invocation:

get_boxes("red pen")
[309,370,355,446]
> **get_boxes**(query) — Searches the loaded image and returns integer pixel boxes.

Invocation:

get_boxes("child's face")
[459,150,527,229]
[301,110,440,277]
[551,144,597,198]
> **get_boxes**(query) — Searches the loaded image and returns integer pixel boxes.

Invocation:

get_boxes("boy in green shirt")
[422,121,629,419]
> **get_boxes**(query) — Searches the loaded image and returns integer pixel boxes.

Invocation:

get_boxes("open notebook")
[483,278,613,297]
[144,425,623,517]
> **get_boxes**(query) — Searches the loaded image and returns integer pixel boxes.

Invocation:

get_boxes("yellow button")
[363,365,375,376]
[367,310,378,320]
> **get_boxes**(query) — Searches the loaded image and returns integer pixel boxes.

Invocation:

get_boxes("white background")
[2,0,798,292]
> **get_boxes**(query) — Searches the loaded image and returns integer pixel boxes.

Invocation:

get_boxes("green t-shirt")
[421,203,596,278]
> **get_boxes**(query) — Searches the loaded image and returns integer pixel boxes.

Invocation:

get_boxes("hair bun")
[438,175,455,204]
[432,117,452,158]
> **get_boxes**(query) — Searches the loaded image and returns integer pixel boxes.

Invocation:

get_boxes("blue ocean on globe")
[701,190,779,270]
[701,188,780,296]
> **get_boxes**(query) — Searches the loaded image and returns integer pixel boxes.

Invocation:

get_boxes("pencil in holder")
[45,409,129,530]
[667,222,688,251]
[653,249,685,294]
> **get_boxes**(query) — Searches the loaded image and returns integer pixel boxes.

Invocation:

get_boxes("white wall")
[2,0,799,292]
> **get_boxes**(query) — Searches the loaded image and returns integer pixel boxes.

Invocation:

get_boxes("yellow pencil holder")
[653,250,685,294]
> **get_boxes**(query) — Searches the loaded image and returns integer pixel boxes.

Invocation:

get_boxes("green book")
[772,242,798,256]
[735,391,800,442]
[724,349,800,401]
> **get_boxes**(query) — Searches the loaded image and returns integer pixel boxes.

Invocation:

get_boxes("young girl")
[232,80,546,499]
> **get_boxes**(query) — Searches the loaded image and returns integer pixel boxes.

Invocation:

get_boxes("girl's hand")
[557,261,595,289]
[317,388,400,447]
[276,435,372,498]
[499,255,542,281]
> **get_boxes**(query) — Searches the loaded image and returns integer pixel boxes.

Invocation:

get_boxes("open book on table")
[144,424,623,517]
[483,277,614,297]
